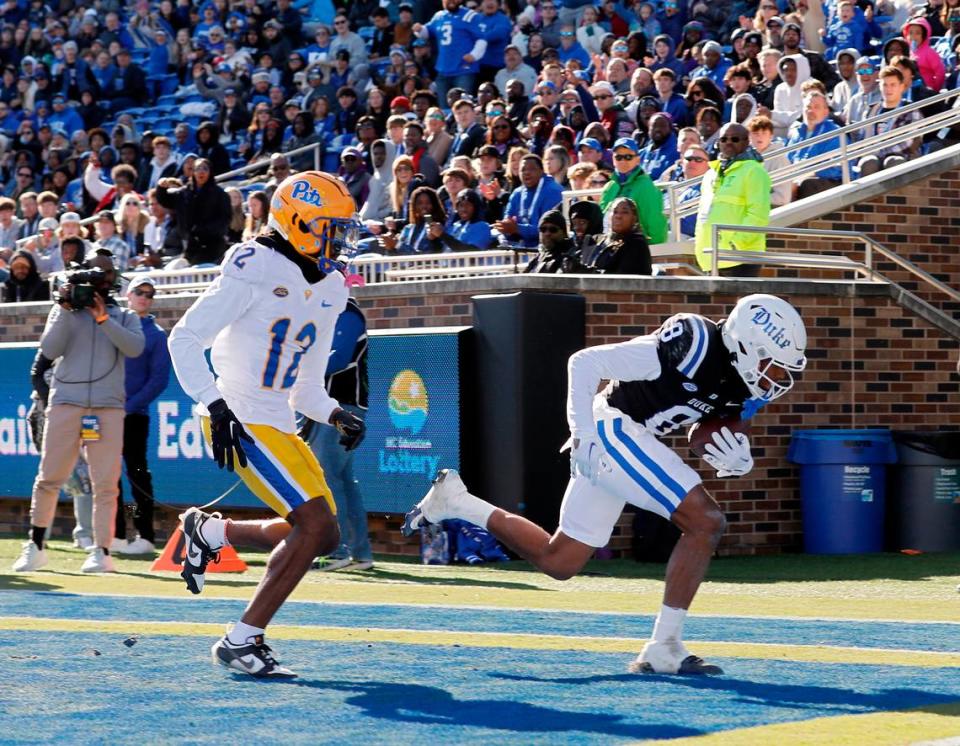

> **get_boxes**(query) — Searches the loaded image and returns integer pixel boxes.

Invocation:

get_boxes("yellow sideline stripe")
[654,702,960,746]
[3,616,960,669]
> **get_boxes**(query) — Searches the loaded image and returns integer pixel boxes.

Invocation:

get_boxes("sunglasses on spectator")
[539,225,561,234]
[493,123,510,130]
[560,31,574,37]
[594,93,612,100]
[762,4,777,9]
[719,136,744,143]
[589,178,607,185]
[613,153,636,161]
[487,109,504,117]
[17,171,31,177]
[767,21,782,27]
[856,66,875,75]
[684,155,707,162]
[688,89,704,98]
[132,288,155,298]
[396,164,413,172]
[334,19,347,25]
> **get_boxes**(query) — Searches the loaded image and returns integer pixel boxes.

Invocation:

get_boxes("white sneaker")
[11,541,48,572]
[80,548,115,573]
[73,536,94,551]
[401,469,470,536]
[630,640,723,675]
[115,537,156,555]
[311,557,353,572]
[109,538,129,554]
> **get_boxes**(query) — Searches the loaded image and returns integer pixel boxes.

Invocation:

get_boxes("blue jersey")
[477,11,513,69]
[427,8,483,75]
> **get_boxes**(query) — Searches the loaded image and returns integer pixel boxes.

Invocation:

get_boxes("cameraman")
[11,252,145,575]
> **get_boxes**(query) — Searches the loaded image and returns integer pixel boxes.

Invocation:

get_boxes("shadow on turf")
[273,679,703,739]
[492,672,960,714]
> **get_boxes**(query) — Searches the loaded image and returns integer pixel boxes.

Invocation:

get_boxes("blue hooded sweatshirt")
[125,314,171,415]
[638,130,680,181]
[649,34,685,80]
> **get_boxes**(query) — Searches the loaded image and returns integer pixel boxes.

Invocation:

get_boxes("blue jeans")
[308,405,372,561]
[434,73,477,108]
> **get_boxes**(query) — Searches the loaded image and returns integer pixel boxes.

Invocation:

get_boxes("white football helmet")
[721,294,807,402]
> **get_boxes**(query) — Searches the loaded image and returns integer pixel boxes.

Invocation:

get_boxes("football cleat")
[401,469,469,537]
[212,634,297,678]
[179,507,223,594]
[629,640,724,675]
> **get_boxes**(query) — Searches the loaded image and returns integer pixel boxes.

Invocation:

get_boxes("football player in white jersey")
[168,172,365,678]
[404,294,808,675]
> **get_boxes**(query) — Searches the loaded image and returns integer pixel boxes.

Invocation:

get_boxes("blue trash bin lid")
[787,429,898,465]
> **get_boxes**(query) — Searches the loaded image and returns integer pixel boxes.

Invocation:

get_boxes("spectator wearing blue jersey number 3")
[414,0,488,105]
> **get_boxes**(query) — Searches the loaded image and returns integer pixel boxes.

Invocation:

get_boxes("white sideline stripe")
[9,590,960,626]
[2,614,955,658]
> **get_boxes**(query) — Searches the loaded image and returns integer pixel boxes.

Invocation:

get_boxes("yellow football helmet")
[268,171,359,266]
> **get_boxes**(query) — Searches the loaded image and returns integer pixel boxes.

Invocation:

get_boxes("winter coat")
[155,177,232,265]
[903,17,945,92]
[771,54,812,138]
[2,250,49,302]
[599,167,668,244]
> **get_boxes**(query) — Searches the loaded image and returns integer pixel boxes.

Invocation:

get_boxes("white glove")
[564,433,604,484]
[702,427,754,478]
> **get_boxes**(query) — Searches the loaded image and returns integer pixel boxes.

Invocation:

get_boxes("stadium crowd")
[0,0,958,297]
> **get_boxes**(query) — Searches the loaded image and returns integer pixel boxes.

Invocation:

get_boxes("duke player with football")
[404,294,807,675]
[168,172,365,678]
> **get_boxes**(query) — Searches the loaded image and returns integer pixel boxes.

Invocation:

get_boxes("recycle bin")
[787,429,897,554]
[888,431,960,552]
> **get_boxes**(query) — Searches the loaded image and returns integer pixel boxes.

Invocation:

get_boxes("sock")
[31,526,45,550]
[456,491,496,529]
[102,547,110,556]
[198,515,228,549]
[652,604,687,643]
[228,621,265,646]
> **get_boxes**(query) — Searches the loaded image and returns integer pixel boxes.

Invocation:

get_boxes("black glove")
[297,416,318,444]
[208,398,253,472]
[331,408,365,452]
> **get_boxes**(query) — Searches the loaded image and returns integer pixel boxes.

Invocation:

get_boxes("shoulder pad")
[221,239,270,284]
[656,313,714,378]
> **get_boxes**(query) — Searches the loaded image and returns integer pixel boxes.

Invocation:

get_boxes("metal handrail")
[215,141,323,184]
[706,222,960,310]
[562,86,960,238]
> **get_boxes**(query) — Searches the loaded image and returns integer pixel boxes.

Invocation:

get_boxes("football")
[688,416,751,457]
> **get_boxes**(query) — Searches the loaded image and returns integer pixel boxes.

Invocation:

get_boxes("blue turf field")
[2,591,960,743]
[2,591,957,653]
[4,629,960,744]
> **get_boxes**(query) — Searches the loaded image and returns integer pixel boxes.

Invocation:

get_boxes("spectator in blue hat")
[843,57,882,128]
[48,93,83,135]
[599,137,667,244]
[338,146,370,211]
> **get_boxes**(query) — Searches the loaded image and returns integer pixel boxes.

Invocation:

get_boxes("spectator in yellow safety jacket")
[694,123,772,277]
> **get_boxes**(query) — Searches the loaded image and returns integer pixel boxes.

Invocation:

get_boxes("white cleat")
[11,541,48,572]
[80,547,116,573]
[73,535,94,551]
[401,469,469,536]
[630,640,723,675]
[109,538,129,554]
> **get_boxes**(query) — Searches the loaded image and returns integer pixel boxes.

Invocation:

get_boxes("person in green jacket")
[694,123,772,276]
[599,137,668,245]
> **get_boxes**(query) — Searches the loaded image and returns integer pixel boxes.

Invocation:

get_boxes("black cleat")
[212,634,297,678]
[179,507,222,594]
[678,655,724,675]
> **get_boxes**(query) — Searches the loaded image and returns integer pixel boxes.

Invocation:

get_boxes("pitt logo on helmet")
[289,180,326,207]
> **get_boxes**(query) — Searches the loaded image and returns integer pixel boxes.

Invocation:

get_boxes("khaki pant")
[30,404,125,549]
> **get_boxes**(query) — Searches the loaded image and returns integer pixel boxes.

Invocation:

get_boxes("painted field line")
[3,616,960,669]
[18,590,960,627]
[655,701,960,746]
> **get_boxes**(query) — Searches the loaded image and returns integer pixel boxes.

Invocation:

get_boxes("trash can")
[888,432,960,552]
[787,429,897,554]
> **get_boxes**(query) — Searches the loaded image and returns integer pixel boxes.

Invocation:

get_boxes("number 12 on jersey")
[262,318,317,390]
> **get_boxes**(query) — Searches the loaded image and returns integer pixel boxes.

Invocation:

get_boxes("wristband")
[95,313,109,325]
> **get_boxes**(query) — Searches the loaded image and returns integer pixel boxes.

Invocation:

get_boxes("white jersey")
[169,239,349,433]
